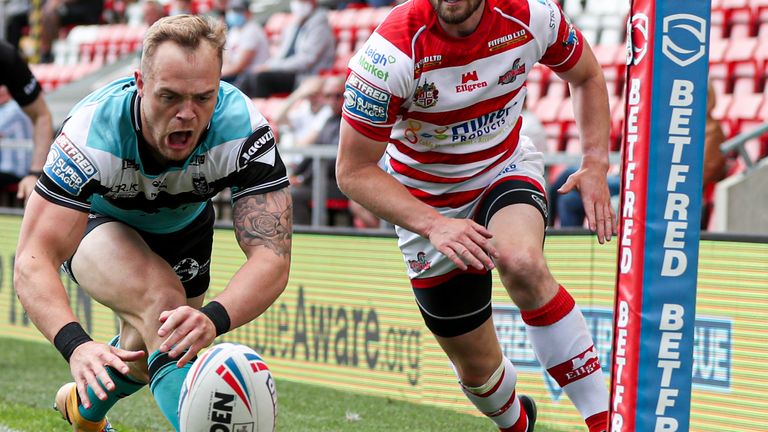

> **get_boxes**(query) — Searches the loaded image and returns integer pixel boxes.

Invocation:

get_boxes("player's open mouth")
[167,131,193,149]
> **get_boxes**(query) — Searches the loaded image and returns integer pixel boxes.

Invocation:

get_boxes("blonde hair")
[141,14,226,75]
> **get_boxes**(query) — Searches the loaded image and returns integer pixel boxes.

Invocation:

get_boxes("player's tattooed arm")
[233,188,292,257]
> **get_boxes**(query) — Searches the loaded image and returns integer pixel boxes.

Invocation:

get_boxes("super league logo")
[662,14,707,67]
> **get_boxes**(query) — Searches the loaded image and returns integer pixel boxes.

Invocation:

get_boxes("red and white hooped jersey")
[342,0,584,210]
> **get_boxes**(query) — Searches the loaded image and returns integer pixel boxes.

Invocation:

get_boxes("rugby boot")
[518,394,537,432]
[54,382,115,432]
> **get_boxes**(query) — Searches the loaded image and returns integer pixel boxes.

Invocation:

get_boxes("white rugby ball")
[178,343,277,432]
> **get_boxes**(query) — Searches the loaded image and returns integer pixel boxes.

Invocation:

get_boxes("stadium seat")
[710,8,727,40]
[546,77,569,99]
[724,36,759,92]
[725,92,764,135]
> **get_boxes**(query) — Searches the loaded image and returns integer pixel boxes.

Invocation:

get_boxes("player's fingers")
[96,367,115,392]
[467,229,499,262]
[593,203,607,245]
[113,347,145,362]
[76,379,91,409]
[107,349,143,374]
[438,245,468,271]
[582,195,598,231]
[557,175,577,194]
[468,220,494,239]
[452,243,485,271]
[601,203,613,242]
[175,345,200,368]
[157,309,181,336]
[84,369,107,401]
[167,328,198,359]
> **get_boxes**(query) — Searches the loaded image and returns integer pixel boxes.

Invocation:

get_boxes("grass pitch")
[0,337,564,431]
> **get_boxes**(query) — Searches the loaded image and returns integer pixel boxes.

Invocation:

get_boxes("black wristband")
[53,322,93,362]
[200,301,231,337]
[27,170,43,177]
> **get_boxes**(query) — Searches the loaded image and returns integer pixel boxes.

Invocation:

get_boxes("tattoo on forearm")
[233,188,292,256]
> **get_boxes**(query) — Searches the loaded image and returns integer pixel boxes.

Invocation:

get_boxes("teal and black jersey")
[36,77,289,233]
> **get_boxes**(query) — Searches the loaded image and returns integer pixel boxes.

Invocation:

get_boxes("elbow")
[335,160,352,196]
[13,254,35,304]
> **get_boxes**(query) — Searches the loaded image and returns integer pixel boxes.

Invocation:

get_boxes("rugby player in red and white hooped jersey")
[337,0,615,431]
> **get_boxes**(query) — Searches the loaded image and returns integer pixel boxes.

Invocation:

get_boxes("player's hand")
[16,175,38,201]
[68,341,145,409]
[426,216,499,271]
[158,306,217,367]
[558,163,617,244]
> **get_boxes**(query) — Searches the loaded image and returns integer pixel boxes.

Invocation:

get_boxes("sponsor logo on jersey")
[414,54,442,75]
[44,134,98,196]
[661,14,707,67]
[498,59,526,85]
[192,173,211,195]
[562,24,578,47]
[344,72,390,124]
[413,81,439,108]
[488,30,528,52]
[24,77,37,95]
[189,154,206,166]
[173,257,201,282]
[547,1,556,28]
[122,159,139,170]
[110,182,140,198]
[358,52,391,82]
[531,193,548,215]
[364,46,396,66]
[456,70,488,93]
[408,252,431,273]
[237,125,275,170]
[450,106,512,143]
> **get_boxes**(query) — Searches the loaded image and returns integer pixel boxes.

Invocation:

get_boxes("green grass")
[0,337,564,431]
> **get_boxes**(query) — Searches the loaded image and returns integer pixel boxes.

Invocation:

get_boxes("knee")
[495,246,549,292]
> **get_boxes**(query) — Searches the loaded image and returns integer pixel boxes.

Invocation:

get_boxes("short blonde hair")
[141,14,226,75]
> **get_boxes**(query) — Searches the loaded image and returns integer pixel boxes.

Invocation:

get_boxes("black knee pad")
[413,271,493,338]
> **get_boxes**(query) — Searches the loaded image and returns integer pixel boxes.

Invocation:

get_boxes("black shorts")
[64,203,215,298]
[412,179,549,338]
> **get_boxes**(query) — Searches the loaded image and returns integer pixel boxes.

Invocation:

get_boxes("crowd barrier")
[0,212,766,430]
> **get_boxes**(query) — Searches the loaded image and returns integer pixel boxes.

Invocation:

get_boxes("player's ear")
[135,70,145,97]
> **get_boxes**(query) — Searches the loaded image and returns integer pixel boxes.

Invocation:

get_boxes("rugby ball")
[178,343,277,432]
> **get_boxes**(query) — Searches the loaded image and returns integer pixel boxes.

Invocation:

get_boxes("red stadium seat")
[724,36,759,92]
[725,92,763,135]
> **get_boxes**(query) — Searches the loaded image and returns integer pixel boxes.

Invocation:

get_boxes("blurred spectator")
[141,0,166,26]
[274,75,331,150]
[2,0,30,49]
[548,166,620,228]
[520,106,547,154]
[0,40,54,201]
[39,0,104,63]
[238,0,335,98]
[289,75,347,225]
[0,85,33,189]
[349,200,380,228]
[221,0,269,86]
[701,80,727,229]
[549,80,726,230]
[168,0,192,15]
